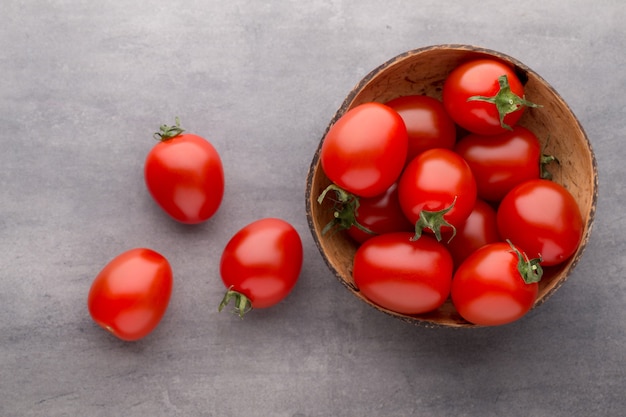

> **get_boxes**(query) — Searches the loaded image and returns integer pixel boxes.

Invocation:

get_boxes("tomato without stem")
[398,148,477,241]
[385,95,457,163]
[320,102,408,197]
[219,218,303,317]
[145,119,224,224]
[442,59,540,135]
[346,182,414,243]
[497,179,583,266]
[88,248,173,341]
[353,232,453,315]
[451,241,542,326]
[454,125,545,202]
[444,198,500,268]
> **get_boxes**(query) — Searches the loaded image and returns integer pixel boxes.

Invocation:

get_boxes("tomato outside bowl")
[305,44,598,328]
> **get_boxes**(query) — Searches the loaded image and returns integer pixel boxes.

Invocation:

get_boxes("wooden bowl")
[305,44,598,328]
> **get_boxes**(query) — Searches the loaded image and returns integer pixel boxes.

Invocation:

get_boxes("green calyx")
[218,287,253,318]
[154,116,185,141]
[540,153,559,180]
[507,240,543,284]
[467,75,542,131]
[317,184,375,236]
[410,197,457,243]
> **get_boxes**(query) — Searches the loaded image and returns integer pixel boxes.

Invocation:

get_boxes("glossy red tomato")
[398,148,477,240]
[454,125,544,202]
[219,218,303,317]
[320,102,408,197]
[385,95,457,163]
[145,119,224,224]
[497,179,583,266]
[88,248,173,341]
[353,232,453,315]
[442,59,539,135]
[444,199,500,267]
[451,241,542,326]
[347,182,414,243]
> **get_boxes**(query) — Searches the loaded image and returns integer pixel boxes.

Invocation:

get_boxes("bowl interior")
[306,45,598,327]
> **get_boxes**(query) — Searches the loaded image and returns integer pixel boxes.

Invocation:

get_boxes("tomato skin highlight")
[452,242,538,326]
[220,218,303,310]
[353,232,453,315]
[88,248,173,341]
[145,132,224,224]
[497,179,583,266]
[398,148,477,235]
[320,102,408,197]
[443,59,527,135]
[385,95,457,163]
[454,126,542,202]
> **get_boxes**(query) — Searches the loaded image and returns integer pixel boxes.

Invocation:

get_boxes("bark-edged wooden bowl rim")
[305,44,598,328]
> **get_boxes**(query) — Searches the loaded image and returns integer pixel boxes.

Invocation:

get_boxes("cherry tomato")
[353,232,453,315]
[219,218,303,317]
[442,59,539,135]
[497,179,583,266]
[454,126,544,202]
[88,248,173,341]
[145,119,224,224]
[346,182,414,244]
[385,95,457,163]
[320,102,408,197]
[444,199,500,267]
[398,148,477,240]
[451,241,542,326]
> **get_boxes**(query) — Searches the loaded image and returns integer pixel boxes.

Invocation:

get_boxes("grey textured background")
[1,1,624,416]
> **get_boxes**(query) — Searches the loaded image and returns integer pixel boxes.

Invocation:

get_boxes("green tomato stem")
[317,184,375,236]
[540,153,559,180]
[218,287,253,318]
[467,75,542,131]
[153,116,185,141]
[507,240,543,284]
[410,197,457,243]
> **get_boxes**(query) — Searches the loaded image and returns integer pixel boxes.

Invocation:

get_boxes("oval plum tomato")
[145,118,224,224]
[353,232,453,315]
[385,95,457,163]
[88,248,173,341]
[320,102,408,197]
[444,199,500,268]
[454,125,545,202]
[497,179,583,266]
[219,218,303,317]
[397,148,477,241]
[347,182,414,244]
[442,59,540,135]
[451,241,542,326]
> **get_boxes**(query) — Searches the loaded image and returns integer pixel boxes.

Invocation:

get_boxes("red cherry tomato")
[454,125,543,202]
[497,179,583,266]
[353,232,453,315]
[444,199,500,267]
[385,95,457,163]
[219,218,303,317]
[88,248,173,341]
[320,102,408,197]
[451,241,542,326]
[398,148,477,240]
[442,59,539,135]
[145,119,224,224]
[347,182,414,244]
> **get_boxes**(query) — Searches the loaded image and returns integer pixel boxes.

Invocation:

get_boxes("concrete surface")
[1,1,624,416]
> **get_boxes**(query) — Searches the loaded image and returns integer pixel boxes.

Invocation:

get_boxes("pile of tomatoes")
[318,58,584,326]
[88,119,303,341]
